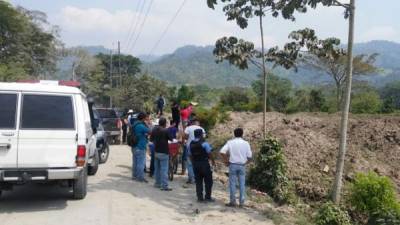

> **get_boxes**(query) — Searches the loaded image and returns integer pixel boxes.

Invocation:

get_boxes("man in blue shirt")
[189,129,214,202]
[132,112,150,183]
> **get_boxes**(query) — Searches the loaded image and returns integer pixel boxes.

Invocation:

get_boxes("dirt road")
[0,145,273,225]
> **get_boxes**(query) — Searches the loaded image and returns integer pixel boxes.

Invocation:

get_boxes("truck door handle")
[1,132,15,137]
[0,143,11,150]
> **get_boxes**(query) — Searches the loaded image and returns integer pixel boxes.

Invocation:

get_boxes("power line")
[149,0,188,55]
[124,0,146,53]
[123,0,143,51]
[129,0,155,53]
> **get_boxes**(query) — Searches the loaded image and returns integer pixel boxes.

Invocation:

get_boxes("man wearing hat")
[189,129,214,202]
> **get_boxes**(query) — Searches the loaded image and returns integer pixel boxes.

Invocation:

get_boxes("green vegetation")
[348,172,400,224]
[0,1,60,81]
[248,137,294,204]
[315,202,352,225]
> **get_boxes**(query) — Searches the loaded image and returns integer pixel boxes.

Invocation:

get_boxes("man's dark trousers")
[192,160,213,200]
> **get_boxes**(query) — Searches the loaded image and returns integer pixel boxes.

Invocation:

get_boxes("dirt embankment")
[210,112,400,201]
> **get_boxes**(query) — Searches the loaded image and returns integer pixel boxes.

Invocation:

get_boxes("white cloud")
[360,26,398,42]
[61,6,133,32]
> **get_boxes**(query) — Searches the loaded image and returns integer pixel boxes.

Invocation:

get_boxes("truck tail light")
[76,145,86,167]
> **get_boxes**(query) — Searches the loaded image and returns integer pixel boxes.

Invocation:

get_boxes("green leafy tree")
[177,85,194,104]
[0,1,61,80]
[207,0,350,137]
[303,53,378,110]
[380,81,400,110]
[351,91,382,114]
[252,74,292,112]
[111,74,169,111]
[96,53,141,77]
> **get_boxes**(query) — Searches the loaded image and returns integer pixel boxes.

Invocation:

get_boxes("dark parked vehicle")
[96,123,110,164]
[94,108,121,144]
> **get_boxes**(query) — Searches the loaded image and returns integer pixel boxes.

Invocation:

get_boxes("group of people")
[125,101,253,207]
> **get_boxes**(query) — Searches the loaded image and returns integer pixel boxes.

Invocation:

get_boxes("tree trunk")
[336,82,341,111]
[332,0,355,204]
[259,6,267,139]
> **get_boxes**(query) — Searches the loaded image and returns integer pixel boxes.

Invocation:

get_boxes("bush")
[351,91,382,114]
[315,202,352,225]
[349,172,400,221]
[219,87,251,111]
[248,137,292,204]
[195,107,218,131]
[368,209,400,225]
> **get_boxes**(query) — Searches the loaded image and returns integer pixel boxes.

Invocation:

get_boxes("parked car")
[95,123,110,164]
[95,108,121,144]
[0,82,99,199]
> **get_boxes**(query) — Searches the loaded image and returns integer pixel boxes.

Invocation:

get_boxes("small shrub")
[248,137,292,204]
[315,202,352,225]
[368,209,400,225]
[349,172,400,221]
[195,107,218,131]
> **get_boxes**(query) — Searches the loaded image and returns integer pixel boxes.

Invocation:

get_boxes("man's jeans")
[229,164,246,205]
[184,145,194,182]
[133,148,146,181]
[187,159,195,182]
[154,153,169,189]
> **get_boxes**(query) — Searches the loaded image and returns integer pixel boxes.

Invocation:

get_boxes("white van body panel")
[0,82,96,181]
[0,91,20,168]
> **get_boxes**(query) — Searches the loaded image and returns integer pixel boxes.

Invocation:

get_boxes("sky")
[9,0,400,56]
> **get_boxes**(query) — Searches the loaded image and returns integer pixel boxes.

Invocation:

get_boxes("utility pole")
[118,41,122,88]
[109,49,113,108]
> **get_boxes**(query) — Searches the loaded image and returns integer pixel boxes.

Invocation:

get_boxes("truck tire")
[99,144,109,164]
[73,167,87,200]
[88,150,99,176]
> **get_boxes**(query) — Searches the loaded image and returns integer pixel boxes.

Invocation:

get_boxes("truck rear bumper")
[0,168,83,182]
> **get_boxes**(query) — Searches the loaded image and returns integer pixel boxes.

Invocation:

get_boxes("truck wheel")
[99,144,109,164]
[88,150,99,176]
[73,167,87,200]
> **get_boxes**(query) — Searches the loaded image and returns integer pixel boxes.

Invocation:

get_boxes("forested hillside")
[142,41,400,87]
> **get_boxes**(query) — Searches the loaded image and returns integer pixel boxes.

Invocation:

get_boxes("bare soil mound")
[210,112,400,201]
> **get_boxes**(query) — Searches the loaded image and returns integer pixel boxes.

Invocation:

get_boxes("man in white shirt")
[183,119,206,184]
[220,128,252,207]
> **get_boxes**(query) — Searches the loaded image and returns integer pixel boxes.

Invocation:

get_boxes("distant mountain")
[142,45,259,87]
[143,41,400,88]
[138,54,162,63]
[77,45,110,55]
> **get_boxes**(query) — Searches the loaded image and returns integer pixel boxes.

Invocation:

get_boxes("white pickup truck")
[0,82,99,199]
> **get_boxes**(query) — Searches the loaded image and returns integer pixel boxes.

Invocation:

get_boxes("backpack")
[127,123,140,147]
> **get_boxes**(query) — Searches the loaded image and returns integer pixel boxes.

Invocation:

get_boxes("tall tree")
[207,0,351,137]
[207,0,312,137]
[303,53,378,110]
[333,0,355,204]
[0,1,61,80]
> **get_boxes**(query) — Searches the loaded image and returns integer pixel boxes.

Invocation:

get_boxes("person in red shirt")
[180,107,190,129]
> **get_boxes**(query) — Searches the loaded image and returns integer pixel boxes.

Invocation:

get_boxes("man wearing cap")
[189,129,214,202]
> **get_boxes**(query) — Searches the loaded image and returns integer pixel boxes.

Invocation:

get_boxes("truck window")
[21,95,75,129]
[0,93,17,129]
[96,109,117,118]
